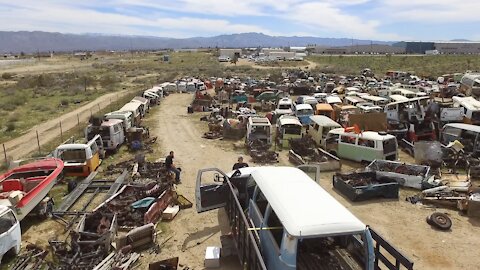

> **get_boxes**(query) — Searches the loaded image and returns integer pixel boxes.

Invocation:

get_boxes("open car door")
[195,168,230,213]
[297,165,321,184]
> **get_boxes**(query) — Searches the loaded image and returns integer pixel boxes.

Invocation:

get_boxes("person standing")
[165,151,181,184]
[232,156,249,170]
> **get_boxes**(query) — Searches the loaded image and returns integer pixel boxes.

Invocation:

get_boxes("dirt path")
[3,90,131,160]
[222,58,317,70]
[148,93,480,270]
[145,93,259,268]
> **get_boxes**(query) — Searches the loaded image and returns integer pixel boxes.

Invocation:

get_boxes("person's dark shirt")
[233,162,249,170]
[165,155,173,169]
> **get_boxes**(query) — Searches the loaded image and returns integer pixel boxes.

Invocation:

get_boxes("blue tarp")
[131,197,156,209]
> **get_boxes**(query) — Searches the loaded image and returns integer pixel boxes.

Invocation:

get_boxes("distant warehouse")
[398,41,480,54]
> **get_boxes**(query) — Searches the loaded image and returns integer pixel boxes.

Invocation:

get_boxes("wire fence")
[2,91,134,166]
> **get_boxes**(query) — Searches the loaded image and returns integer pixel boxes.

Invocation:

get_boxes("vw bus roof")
[249,117,271,126]
[316,103,333,111]
[120,102,142,112]
[386,96,429,107]
[329,128,395,141]
[309,115,341,127]
[443,123,480,133]
[101,119,123,127]
[250,167,366,237]
[295,104,313,111]
[278,115,302,126]
[452,96,480,111]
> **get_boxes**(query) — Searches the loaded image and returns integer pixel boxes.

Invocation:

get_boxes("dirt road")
[149,93,480,270]
[146,93,250,268]
[222,58,318,70]
[3,90,130,160]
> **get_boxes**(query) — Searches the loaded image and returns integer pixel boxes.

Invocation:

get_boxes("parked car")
[440,123,480,154]
[325,128,398,162]
[218,56,231,62]
[0,206,21,263]
[246,117,272,146]
[276,115,302,148]
[255,91,286,102]
[85,119,125,151]
[294,104,314,125]
[306,115,342,148]
[53,135,104,177]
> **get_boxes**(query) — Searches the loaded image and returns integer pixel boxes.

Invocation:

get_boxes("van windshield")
[383,139,397,154]
[284,125,302,135]
[297,109,313,116]
[0,211,16,234]
[278,104,291,110]
[59,149,87,162]
[472,111,480,121]
[297,233,367,270]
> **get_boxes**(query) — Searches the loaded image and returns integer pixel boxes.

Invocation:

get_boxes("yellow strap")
[247,227,283,231]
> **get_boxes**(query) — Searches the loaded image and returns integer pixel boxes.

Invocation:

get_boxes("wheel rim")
[435,216,447,225]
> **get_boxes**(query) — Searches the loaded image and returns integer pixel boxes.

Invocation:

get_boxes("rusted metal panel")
[366,160,431,190]
[289,149,341,172]
[144,188,175,224]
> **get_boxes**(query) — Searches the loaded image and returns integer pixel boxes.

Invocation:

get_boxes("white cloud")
[379,0,480,23]
[0,0,403,40]
[285,2,402,40]
[0,1,270,37]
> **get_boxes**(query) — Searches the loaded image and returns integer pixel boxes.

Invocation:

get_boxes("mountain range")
[0,31,394,53]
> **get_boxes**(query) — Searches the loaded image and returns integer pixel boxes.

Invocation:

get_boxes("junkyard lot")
[150,93,480,270]
[3,92,479,270]
[2,53,480,269]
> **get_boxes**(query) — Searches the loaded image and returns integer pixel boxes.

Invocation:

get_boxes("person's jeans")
[168,167,181,181]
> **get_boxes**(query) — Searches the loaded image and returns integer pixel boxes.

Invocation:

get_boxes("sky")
[0,0,479,41]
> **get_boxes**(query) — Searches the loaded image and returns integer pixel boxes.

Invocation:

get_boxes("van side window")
[0,211,17,234]
[358,139,374,148]
[340,135,355,144]
[266,208,284,248]
[444,127,461,137]
[113,125,119,133]
[255,190,268,217]
[326,134,339,143]
[90,141,98,154]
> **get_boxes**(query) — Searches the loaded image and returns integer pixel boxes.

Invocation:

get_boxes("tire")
[67,180,78,193]
[427,212,452,230]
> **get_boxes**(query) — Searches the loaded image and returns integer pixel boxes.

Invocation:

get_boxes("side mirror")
[214,173,221,182]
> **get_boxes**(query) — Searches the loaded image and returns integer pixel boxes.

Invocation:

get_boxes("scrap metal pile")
[10,244,49,270]
[201,112,225,140]
[288,136,341,171]
[49,233,108,270]
[107,158,174,184]
[247,139,279,163]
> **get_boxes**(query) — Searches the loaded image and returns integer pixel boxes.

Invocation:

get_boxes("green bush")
[6,122,15,131]
[1,72,15,80]
[60,99,69,106]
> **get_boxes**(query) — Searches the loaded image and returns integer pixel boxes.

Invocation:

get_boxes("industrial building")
[269,51,296,60]
[261,48,284,56]
[313,44,405,54]
[218,48,242,58]
[399,41,480,54]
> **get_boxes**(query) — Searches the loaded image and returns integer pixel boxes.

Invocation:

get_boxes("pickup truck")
[0,205,21,263]
[196,166,414,270]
